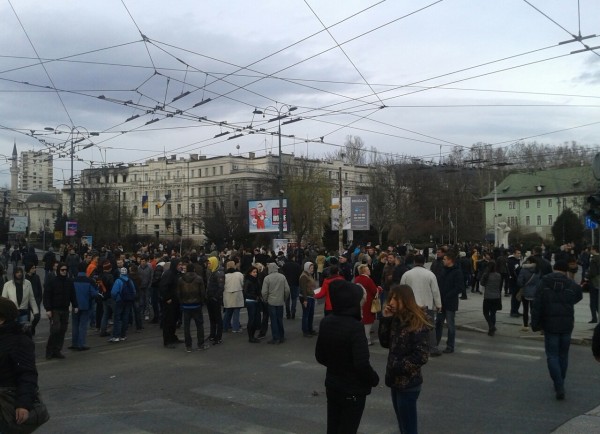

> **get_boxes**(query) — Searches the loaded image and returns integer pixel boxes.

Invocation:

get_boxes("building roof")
[25,192,59,204]
[480,166,597,201]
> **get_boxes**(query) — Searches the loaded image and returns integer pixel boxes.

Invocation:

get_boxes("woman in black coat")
[0,297,38,429]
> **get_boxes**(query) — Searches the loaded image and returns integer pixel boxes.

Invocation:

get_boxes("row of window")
[131,200,241,217]
[505,215,553,226]
[507,198,567,210]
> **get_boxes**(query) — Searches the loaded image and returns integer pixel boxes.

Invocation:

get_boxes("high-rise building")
[20,150,54,192]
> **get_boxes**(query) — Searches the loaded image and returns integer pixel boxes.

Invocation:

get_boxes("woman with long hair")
[243,265,262,343]
[379,284,431,434]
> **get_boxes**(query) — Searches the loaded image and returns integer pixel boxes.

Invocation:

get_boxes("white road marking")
[445,373,496,383]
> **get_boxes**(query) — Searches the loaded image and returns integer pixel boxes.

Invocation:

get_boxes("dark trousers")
[483,299,499,330]
[510,281,521,315]
[391,386,421,434]
[246,300,261,340]
[183,306,205,348]
[206,298,223,341]
[162,301,179,345]
[285,285,299,318]
[590,286,599,322]
[259,301,269,336]
[46,309,70,356]
[151,286,161,322]
[500,273,510,294]
[268,305,284,342]
[522,299,532,327]
[326,388,366,434]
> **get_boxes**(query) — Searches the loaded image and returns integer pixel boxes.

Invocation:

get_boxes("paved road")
[30,303,600,434]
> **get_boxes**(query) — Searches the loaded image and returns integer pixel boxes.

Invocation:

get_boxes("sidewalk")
[453,289,599,433]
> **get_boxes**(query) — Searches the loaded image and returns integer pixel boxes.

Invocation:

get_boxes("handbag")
[0,388,50,434]
[370,297,382,313]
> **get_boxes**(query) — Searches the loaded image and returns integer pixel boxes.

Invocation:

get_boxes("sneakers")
[556,390,565,400]
[442,348,454,354]
[211,339,223,345]
[232,329,242,333]
[521,326,530,332]
[144,315,150,321]
[108,337,120,343]
[257,334,266,340]
[249,338,260,343]
[186,347,192,353]
[198,343,211,350]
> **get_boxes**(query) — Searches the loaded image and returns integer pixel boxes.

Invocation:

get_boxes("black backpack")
[119,277,136,302]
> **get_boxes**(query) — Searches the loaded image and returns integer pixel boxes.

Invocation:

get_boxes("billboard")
[65,221,78,237]
[331,195,370,230]
[248,199,288,233]
[8,216,27,233]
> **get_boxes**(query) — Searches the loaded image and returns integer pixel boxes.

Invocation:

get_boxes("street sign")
[586,216,598,229]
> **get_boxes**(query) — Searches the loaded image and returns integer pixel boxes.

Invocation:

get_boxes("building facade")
[68,152,370,243]
[20,150,54,192]
[481,166,597,242]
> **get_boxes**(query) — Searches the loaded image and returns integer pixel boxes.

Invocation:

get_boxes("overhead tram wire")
[303,0,386,107]
[7,0,74,126]
[120,0,158,69]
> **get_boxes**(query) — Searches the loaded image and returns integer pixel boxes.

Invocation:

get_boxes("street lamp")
[44,125,99,218]
[252,104,299,239]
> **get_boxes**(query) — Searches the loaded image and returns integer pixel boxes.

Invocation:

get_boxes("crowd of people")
[0,239,599,433]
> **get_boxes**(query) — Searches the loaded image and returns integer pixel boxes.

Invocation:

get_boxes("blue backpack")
[119,277,136,302]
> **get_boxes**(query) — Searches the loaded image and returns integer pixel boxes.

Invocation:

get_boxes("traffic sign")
[586,216,598,229]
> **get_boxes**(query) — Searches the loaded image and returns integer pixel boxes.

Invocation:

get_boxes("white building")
[68,152,370,243]
[20,150,54,192]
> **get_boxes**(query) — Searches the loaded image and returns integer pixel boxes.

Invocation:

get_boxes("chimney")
[171,154,176,160]
[199,155,206,160]
[190,154,198,161]
[249,152,255,159]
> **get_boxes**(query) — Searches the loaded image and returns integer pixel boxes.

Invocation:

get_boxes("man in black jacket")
[531,260,582,400]
[435,252,464,354]
[315,280,379,434]
[43,262,78,359]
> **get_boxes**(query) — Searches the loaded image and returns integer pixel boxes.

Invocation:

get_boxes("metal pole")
[70,134,74,218]
[117,189,121,240]
[338,167,343,254]
[278,119,283,240]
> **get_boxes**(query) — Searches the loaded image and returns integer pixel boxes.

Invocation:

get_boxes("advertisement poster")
[248,199,288,233]
[8,216,28,233]
[331,195,370,230]
[65,221,78,237]
[81,235,93,249]
[272,239,289,255]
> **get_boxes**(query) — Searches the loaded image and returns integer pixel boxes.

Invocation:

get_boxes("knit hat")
[0,297,18,322]
[102,260,112,271]
[120,267,128,276]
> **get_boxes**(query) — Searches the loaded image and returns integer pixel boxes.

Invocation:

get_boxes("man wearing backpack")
[109,267,136,343]
[531,260,583,400]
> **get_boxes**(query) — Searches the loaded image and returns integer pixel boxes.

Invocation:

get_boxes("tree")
[326,135,367,165]
[283,158,332,245]
[365,163,395,245]
[76,187,133,245]
[552,208,584,245]
[202,205,249,250]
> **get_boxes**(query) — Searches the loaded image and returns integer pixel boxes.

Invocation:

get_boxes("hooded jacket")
[206,257,225,301]
[2,268,38,315]
[299,262,316,299]
[261,263,290,306]
[73,271,98,310]
[43,269,77,311]
[177,270,205,307]
[315,280,379,395]
[531,271,582,333]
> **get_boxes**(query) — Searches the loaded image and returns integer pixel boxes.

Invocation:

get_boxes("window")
[155,172,159,181]
[155,205,160,216]
[177,189,181,199]
[548,199,552,207]
[133,206,138,216]
[122,192,127,200]
[537,215,541,225]
[191,204,195,215]
[360,174,363,183]
[145,174,149,182]
[176,170,180,179]
[548,215,553,225]
[525,200,529,209]
[212,167,216,176]
[329,171,332,179]
[177,204,181,216]
[234,184,238,192]
[205,186,209,195]
[191,169,195,178]
[344,172,348,181]
[167,172,171,180]
[134,192,138,201]
[220,185,224,194]
[537,200,541,208]
[166,204,172,217]
[154,190,159,200]
[205,168,209,177]
[219,166,223,175]
[526,216,530,225]
[212,186,217,195]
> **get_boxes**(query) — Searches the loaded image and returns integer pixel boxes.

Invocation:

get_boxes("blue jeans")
[101,298,115,334]
[435,309,456,351]
[72,309,91,348]
[301,297,315,333]
[223,307,241,332]
[391,386,421,434]
[245,300,261,338]
[286,285,299,317]
[544,332,571,392]
[112,301,133,339]
[268,305,284,342]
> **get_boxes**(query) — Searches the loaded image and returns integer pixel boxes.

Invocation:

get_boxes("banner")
[248,199,288,233]
[331,195,370,230]
[142,195,148,214]
[65,221,78,237]
[8,216,27,233]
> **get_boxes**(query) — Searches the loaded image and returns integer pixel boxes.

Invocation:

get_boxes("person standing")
[43,262,78,359]
[355,264,380,345]
[243,266,262,343]
[517,256,541,332]
[379,284,431,434]
[587,246,600,324]
[435,252,464,354]
[70,262,98,351]
[206,257,225,344]
[223,261,244,333]
[282,255,302,320]
[2,267,39,326]
[109,267,136,343]
[261,262,290,344]
[160,259,182,348]
[25,264,43,335]
[480,261,502,336]
[177,263,209,352]
[531,261,583,400]
[400,254,442,356]
[315,280,379,434]
[299,262,317,338]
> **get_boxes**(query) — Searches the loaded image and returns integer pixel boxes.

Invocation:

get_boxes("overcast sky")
[1,0,599,188]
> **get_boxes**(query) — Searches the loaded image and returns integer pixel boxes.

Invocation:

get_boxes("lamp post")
[252,104,299,239]
[44,125,98,218]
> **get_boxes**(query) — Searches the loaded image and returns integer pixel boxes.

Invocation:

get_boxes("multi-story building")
[68,152,370,243]
[20,150,54,192]
[481,166,597,242]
